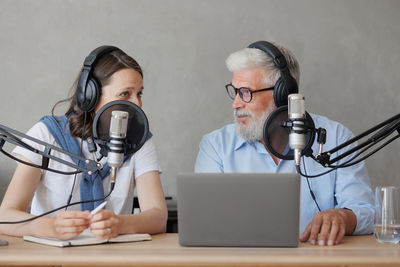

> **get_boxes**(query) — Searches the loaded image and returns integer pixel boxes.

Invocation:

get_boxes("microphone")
[107,110,129,188]
[92,100,150,157]
[288,94,306,166]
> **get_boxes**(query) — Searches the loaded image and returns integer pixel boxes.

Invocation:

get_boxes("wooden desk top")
[0,233,399,267]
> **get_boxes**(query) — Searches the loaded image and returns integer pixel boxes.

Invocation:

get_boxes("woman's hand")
[89,210,120,239]
[54,210,91,240]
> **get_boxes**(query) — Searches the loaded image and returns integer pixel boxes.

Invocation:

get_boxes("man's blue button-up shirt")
[195,113,374,235]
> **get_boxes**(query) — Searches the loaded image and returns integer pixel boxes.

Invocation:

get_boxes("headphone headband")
[248,41,288,70]
[247,40,298,107]
[83,46,118,67]
[79,46,119,89]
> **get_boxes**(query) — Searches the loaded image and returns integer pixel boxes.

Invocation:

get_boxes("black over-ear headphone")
[247,41,298,107]
[76,46,119,112]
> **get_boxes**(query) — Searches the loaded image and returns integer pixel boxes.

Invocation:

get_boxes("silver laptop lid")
[177,173,300,247]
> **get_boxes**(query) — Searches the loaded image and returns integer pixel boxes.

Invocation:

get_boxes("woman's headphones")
[76,46,119,112]
[247,41,298,107]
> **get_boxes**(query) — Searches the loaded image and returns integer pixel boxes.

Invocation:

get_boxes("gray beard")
[233,105,276,142]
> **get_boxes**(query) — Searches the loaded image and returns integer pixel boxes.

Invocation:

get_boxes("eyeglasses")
[225,83,274,103]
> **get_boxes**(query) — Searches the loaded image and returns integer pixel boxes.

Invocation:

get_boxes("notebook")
[23,229,151,247]
[177,172,300,247]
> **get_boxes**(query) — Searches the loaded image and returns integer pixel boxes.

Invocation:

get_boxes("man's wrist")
[338,208,357,235]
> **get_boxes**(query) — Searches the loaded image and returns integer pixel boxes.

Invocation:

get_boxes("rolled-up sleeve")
[334,127,374,235]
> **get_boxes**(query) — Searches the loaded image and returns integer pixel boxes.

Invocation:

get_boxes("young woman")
[0,46,167,240]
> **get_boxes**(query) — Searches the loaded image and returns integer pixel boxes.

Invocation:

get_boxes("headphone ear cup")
[273,74,299,107]
[285,75,299,95]
[79,78,100,112]
[273,78,288,107]
[75,46,119,113]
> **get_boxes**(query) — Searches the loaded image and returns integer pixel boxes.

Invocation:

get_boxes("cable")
[325,132,395,168]
[326,141,376,169]
[0,149,81,175]
[297,161,337,178]
[0,188,113,224]
[335,134,400,168]
[301,159,321,211]
[65,112,88,210]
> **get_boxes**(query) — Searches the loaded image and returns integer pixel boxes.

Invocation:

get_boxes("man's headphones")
[247,41,298,107]
[76,46,119,112]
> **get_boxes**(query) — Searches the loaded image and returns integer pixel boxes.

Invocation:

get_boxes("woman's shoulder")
[12,119,57,165]
[136,136,156,153]
[26,120,56,144]
[123,137,157,164]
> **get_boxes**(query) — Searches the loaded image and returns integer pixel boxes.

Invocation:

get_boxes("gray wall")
[0,0,399,201]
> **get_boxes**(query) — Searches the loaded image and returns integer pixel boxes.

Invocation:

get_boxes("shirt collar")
[233,134,268,155]
[234,134,248,151]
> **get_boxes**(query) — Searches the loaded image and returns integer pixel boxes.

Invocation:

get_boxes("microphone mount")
[281,119,327,158]
[281,118,326,164]
[281,119,318,135]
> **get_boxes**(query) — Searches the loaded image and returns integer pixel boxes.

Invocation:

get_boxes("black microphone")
[107,110,128,188]
[288,94,306,166]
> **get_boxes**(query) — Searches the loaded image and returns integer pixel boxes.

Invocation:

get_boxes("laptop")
[177,172,300,247]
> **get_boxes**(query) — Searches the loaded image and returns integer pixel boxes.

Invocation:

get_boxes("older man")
[195,41,374,246]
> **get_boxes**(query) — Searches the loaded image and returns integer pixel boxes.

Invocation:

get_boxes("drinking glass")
[374,186,400,244]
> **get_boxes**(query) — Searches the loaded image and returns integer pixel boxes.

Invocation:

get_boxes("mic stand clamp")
[315,127,329,166]
[315,152,331,167]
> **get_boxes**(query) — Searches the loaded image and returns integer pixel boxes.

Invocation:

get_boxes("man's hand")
[299,208,356,246]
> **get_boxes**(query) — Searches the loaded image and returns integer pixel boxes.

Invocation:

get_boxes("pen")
[90,201,107,215]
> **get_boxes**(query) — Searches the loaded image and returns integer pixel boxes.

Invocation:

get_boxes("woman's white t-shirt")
[12,121,160,216]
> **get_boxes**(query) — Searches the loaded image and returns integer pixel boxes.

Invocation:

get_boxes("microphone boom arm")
[315,113,400,166]
[0,124,102,174]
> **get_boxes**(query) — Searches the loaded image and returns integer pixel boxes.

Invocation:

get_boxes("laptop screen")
[177,172,300,247]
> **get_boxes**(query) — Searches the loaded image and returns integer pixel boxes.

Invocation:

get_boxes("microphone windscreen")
[263,105,315,160]
[92,100,149,156]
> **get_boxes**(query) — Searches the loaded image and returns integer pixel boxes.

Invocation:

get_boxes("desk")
[0,234,399,266]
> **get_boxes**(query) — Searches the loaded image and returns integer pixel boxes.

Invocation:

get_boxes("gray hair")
[225,43,300,87]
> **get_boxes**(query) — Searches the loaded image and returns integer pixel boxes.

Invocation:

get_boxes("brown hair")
[52,48,143,139]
